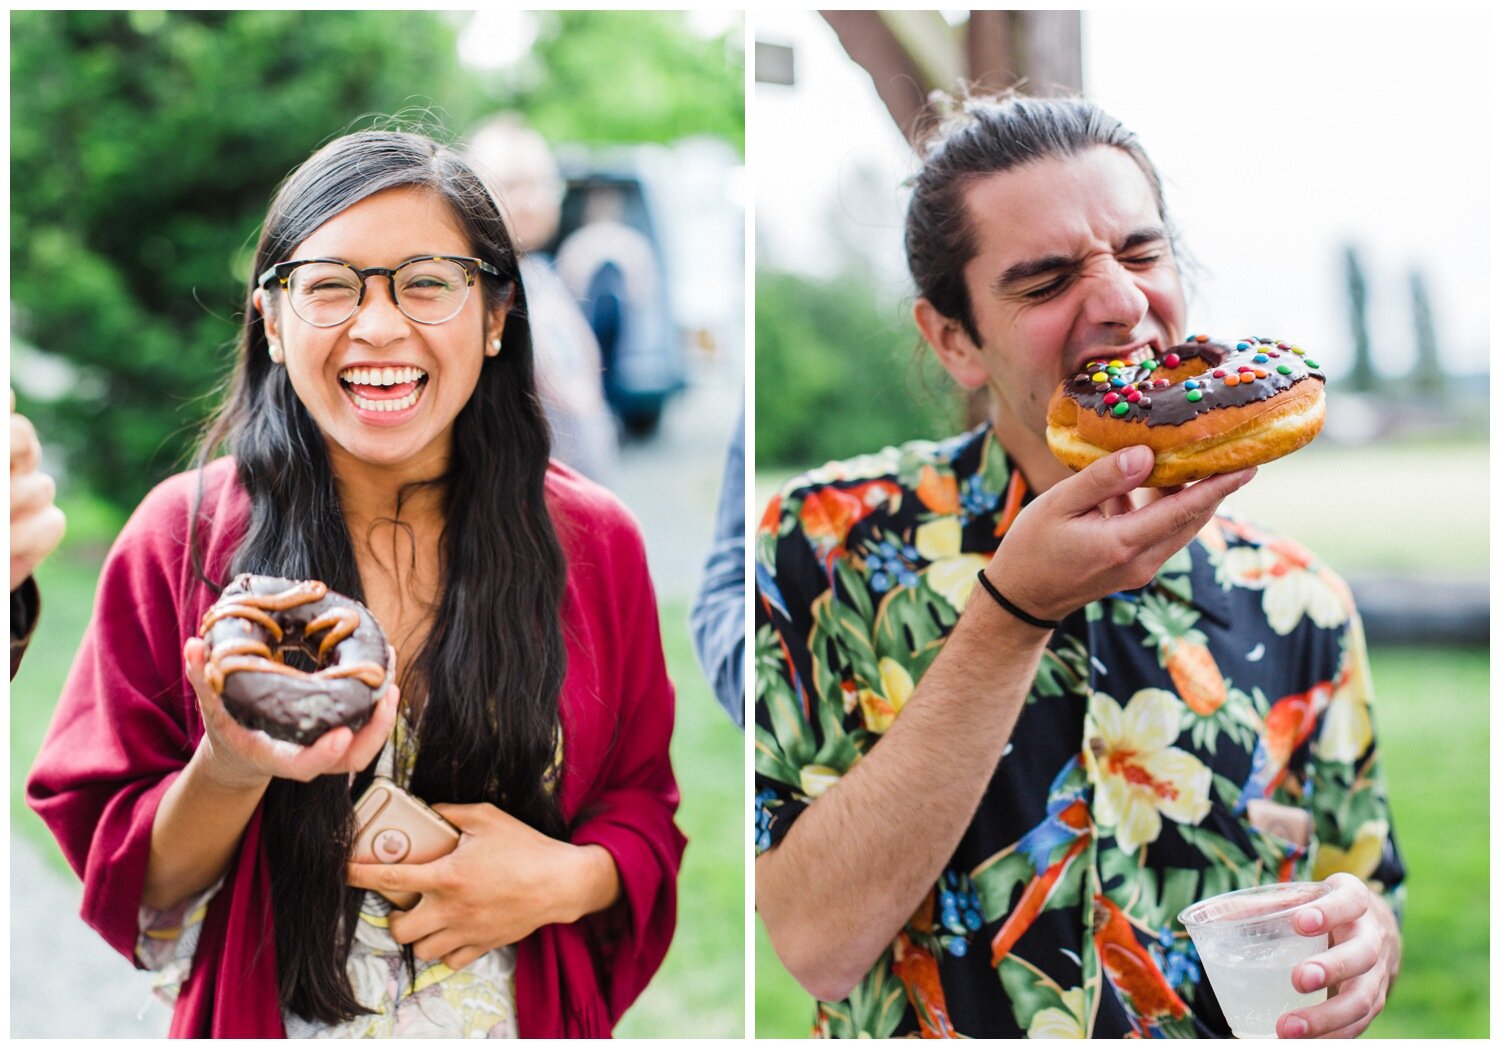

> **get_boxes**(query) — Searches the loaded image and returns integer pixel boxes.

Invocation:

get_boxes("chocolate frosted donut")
[201,574,390,744]
[1046,335,1326,486]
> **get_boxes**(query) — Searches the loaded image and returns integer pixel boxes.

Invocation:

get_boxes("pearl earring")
[491,337,502,352]
[268,341,283,363]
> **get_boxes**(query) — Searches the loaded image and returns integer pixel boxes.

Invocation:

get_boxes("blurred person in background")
[26,129,683,1038]
[10,387,68,677]
[466,115,617,485]
[555,186,665,424]
[754,94,1402,1039]
[690,403,745,726]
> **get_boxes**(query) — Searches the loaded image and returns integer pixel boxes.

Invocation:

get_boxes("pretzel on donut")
[1046,335,1326,487]
[200,574,391,744]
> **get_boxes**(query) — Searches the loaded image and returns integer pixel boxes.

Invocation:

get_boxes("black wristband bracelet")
[974,571,1061,630]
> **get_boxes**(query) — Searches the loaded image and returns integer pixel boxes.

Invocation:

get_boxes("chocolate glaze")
[201,574,389,745]
[1061,336,1325,428]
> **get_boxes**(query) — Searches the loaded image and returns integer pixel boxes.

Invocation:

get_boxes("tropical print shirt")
[754,425,1404,1038]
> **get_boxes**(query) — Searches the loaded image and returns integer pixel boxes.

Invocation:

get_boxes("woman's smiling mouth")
[338,365,429,414]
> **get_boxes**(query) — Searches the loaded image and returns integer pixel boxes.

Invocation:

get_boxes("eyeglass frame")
[256,254,508,328]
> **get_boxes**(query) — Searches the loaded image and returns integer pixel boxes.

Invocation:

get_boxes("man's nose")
[1080,257,1149,329]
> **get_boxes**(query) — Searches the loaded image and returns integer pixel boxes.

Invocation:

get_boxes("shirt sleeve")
[689,405,746,727]
[565,513,687,1025]
[1308,611,1406,918]
[25,480,203,966]
[752,487,839,855]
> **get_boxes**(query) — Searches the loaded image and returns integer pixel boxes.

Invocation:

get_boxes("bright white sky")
[754,10,1490,380]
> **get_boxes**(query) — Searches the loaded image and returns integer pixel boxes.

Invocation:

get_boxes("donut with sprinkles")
[1045,335,1326,486]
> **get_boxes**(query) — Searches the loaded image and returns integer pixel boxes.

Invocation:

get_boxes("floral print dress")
[137,714,550,1037]
[754,425,1404,1038]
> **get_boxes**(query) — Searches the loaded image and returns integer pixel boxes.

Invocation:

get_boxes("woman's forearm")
[142,743,269,911]
[558,842,622,924]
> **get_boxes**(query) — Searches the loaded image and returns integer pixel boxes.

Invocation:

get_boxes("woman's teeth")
[339,366,426,386]
[349,390,419,412]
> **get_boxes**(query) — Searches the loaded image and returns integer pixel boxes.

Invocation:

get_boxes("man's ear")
[914,298,989,390]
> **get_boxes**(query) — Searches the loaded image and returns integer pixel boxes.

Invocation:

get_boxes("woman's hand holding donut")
[347,803,621,972]
[184,636,400,791]
[986,445,1254,624]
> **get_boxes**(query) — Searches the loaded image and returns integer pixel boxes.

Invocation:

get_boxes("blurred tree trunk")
[1343,245,1375,392]
[819,11,1082,426]
[1408,269,1443,397]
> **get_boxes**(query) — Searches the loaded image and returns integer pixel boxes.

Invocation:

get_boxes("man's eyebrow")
[1118,226,1170,253]
[994,253,1077,292]
[992,226,1171,293]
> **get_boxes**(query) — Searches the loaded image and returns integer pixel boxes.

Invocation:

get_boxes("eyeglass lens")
[285,258,472,326]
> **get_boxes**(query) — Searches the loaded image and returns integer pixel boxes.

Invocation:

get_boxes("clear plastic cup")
[1178,882,1333,1038]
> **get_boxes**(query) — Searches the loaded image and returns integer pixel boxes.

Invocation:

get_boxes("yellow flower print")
[1215,547,1348,636]
[859,657,915,733]
[1314,820,1389,882]
[1315,621,1375,763]
[799,764,843,799]
[915,517,991,610]
[1028,987,1086,1038]
[1085,689,1212,853]
[914,516,961,561]
[924,553,991,612]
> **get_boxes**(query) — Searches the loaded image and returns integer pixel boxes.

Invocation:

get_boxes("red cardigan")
[26,457,686,1037]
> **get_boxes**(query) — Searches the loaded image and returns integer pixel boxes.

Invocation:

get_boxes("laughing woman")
[27,130,685,1037]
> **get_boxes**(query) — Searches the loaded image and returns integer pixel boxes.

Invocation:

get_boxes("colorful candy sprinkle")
[1253,354,1269,363]
[1112,402,1131,416]
[1236,342,1251,351]
[1304,359,1320,368]
[1139,397,1152,409]
[1185,389,1204,402]
[1092,373,1108,384]
[1163,352,1181,367]
[1224,374,1240,386]
[1111,378,1127,387]
[1253,369,1268,379]
[1126,389,1142,403]
[1277,363,1293,375]
[1213,369,1227,378]
[1103,392,1120,405]
[1185,380,1200,390]
[1194,334,1210,343]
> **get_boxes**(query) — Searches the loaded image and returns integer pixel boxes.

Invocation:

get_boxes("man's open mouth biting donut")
[1046,335,1326,487]
[337,364,430,416]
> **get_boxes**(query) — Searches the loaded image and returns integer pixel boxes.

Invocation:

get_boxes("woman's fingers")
[344,680,400,773]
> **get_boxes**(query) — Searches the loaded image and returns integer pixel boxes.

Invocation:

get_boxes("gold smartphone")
[351,776,461,909]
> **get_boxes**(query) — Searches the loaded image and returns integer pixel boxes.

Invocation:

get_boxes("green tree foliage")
[503,12,744,153]
[11,11,745,512]
[11,10,480,509]
[755,267,960,471]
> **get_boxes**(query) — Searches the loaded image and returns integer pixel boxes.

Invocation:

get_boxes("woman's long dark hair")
[190,130,569,1023]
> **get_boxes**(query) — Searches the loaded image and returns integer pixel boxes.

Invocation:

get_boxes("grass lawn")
[753,644,1489,1037]
[10,525,745,1038]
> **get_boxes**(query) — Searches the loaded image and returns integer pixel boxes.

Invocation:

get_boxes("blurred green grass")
[753,644,1489,1037]
[10,509,745,1037]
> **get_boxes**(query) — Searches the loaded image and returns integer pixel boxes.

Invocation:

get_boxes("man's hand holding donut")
[984,444,1254,625]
